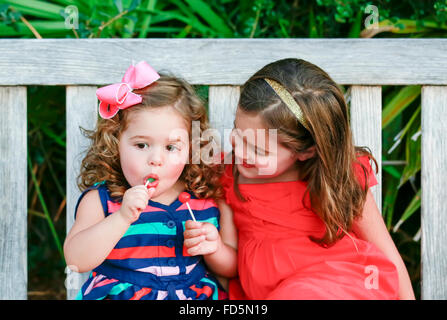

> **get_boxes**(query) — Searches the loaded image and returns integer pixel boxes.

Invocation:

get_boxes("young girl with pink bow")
[64,61,237,300]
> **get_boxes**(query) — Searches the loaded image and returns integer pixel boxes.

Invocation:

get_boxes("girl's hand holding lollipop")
[119,185,156,224]
[183,220,221,256]
[180,191,221,256]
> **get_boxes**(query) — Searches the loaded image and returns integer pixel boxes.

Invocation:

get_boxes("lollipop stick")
[185,202,196,221]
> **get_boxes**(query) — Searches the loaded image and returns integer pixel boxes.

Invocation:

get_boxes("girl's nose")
[148,149,163,166]
[149,158,162,166]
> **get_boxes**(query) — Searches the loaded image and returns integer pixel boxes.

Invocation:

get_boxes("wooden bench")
[0,39,445,299]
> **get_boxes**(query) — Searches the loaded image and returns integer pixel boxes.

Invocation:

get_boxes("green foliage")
[27,86,67,299]
[1,0,446,38]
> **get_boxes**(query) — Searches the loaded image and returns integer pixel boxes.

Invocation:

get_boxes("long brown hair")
[236,58,376,247]
[78,75,224,200]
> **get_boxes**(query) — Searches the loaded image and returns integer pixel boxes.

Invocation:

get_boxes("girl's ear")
[297,145,316,161]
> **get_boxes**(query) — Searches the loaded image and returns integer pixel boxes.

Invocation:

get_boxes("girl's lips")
[144,174,159,188]
[241,160,256,168]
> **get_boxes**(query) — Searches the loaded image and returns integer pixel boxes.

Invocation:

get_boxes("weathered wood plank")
[208,86,240,153]
[65,86,98,300]
[421,86,447,300]
[350,86,382,209]
[0,87,27,299]
[0,39,446,85]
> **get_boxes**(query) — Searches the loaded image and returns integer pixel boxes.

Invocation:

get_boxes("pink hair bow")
[96,61,160,119]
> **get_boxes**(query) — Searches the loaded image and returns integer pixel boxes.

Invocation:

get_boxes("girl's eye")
[136,143,149,149]
[166,144,179,152]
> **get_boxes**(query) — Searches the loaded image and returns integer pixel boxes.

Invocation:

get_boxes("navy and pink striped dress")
[73,181,225,300]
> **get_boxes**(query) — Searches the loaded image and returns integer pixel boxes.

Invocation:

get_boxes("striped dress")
[73,181,225,300]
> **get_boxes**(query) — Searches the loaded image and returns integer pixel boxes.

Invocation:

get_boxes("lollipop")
[144,176,159,189]
[179,192,196,221]
[144,178,155,188]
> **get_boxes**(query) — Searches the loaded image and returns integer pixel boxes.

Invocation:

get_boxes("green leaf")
[175,24,192,38]
[3,0,66,20]
[27,154,64,262]
[348,9,362,38]
[140,8,214,35]
[309,4,318,38]
[382,86,420,129]
[382,164,402,179]
[386,105,421,155]
[138,0,157,38]
[382,171,401,230]
[183,0,232,37]
[393,189,421,232]
[400,124,421,188]
[137,26,183,33]
[0,20,69,36]
[40,125,66,148]
[278,18,289,38]
[114,0,123,13]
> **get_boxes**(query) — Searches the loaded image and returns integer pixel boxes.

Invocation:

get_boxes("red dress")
[221,156,399,300]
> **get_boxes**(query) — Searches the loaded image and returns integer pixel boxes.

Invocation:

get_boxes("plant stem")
[9,7,42,39]
[249,5,261,38]
[27,155,64,262]
[96,10,129,37]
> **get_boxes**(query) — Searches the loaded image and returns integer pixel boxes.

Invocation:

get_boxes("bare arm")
[203,200,238,277]
[63,190,131,273]
[352,190,415,300]
[184,200,238,278]
[64,186,154,273]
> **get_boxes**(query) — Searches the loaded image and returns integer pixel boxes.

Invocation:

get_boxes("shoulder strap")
[74,181,109,220]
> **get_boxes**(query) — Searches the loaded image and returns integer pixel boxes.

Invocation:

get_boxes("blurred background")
[1,0,446,299]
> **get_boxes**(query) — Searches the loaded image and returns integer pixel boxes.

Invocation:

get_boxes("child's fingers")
[201,223,219,240]
[134,194,149,207]
[132,186,155,200]
[184,235,206,248]
[131,187,154,202]
[133,185,150,193]
[133,202,147,212]
[187,242,216,256]
[185,219,202,230]
[187,243,202,256]
[183,227,206,239]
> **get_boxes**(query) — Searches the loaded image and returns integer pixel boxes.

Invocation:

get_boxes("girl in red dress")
[185,58,415,299]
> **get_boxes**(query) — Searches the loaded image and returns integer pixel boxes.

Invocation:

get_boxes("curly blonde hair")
[78,75,224,200]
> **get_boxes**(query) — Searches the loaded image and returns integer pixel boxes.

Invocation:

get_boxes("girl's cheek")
[166,148,189,167]
[256,156,278,176]
[255,155,271,168]
[165,152,188,177]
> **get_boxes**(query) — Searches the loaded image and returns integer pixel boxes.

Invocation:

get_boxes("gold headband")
[264,78,310,131]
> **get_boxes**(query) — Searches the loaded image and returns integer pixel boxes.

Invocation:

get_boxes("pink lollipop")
[179,192,196,221]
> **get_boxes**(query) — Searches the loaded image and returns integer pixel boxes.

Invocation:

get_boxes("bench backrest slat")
[208,86,240,153]
[65,86,98,299]
[421,85,447,300]
[0,39,446,85]
[350,86,382,208]
[0,87,28,300]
